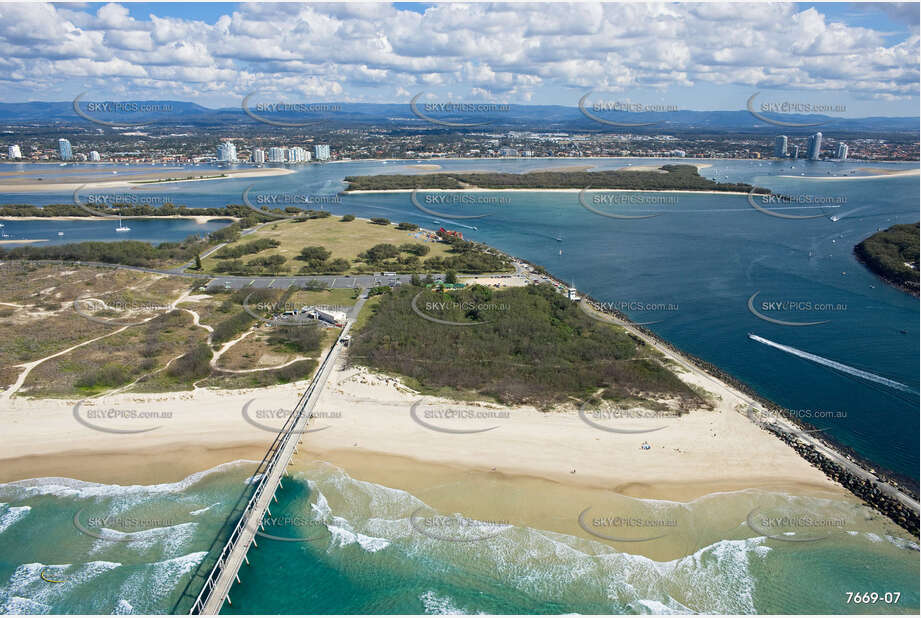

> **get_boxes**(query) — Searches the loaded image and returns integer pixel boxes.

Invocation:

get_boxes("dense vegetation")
[855,223,920,294]
[350,284,698,408]
[0,238,206,267]
[0,218,254,267]
[354,236,507,273]
[0,203,263,221]
[213,238,280,259]
[345,165,770,193]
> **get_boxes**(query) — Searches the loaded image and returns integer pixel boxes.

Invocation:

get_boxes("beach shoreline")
[0,230,917,538]
[0,365,845,503]
[778,168,919,180]
[346,188,753,195]
[0,215,238,222]
[0,167,295,192]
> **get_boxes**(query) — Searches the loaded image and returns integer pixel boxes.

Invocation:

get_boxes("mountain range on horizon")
[0,100,916,134]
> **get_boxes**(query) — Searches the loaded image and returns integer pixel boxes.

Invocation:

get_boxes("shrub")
[167,342,213,380]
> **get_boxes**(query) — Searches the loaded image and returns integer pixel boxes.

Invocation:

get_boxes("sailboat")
[115,216,131,232]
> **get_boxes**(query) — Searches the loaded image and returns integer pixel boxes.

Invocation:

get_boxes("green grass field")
[200,217,454,275]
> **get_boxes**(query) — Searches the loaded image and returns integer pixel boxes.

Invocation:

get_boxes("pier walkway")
[182,316,355,614]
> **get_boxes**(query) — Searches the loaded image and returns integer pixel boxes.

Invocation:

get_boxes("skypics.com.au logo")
[746,92,846,128]
[410,92,510,127]
[578,92,678,127]
[241,186,342,220]
[242,91,342,127]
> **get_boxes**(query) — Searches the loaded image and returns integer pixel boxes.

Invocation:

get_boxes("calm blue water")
[0,218,232,247]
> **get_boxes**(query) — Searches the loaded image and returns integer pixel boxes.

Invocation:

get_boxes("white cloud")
[0,1,915,106]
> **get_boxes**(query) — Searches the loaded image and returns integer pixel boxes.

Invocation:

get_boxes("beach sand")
[0,215,237,223]
[347,188,751,195]
[0,361,841,503]
[0,167,295,192]
[779,168,919,181]
[0,348,870,562]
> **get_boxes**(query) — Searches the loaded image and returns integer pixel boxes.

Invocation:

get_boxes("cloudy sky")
[0,2,918,116]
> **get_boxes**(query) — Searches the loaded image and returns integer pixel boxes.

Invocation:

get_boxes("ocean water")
[0,462,917,614]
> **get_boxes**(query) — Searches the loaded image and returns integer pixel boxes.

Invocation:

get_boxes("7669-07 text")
[845,592,900,604]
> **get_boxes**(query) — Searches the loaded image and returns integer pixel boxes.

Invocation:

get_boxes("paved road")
[11,260,443,291]
[204,273,424,291]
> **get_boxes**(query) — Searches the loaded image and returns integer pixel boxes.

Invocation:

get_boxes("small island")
[854,222,920,296]
[344,164,770,194]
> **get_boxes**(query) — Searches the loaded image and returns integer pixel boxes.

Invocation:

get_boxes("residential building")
[58,138,73,161]
[807,132,822,161]
[314,144,331,161]
[8,145,21,159]
[836,143,848,160]
[217,141,237,162]
[89,151,101,161]
[253,148,265,164]
[774,135,788,158]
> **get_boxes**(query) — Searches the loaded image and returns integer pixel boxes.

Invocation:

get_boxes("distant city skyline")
[0,2,917,117]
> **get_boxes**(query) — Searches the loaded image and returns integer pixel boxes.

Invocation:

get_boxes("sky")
[1,2,918,116]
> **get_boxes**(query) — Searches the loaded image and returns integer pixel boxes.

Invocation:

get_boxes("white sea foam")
[0,595,51,614]
[114,551,207,614]
[0,505,31,534]
[189,502,220,516]
[327,520,390,553]
[89,522,198,558]
[0,560,122,613]
[0,460,258,502]
[113,599,134,614]
[630,598,691,614]
[420,590,481,615]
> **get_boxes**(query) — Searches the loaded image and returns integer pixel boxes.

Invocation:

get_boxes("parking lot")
[204,273,434,291]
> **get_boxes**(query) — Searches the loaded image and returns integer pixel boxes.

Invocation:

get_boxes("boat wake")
[748,334,918,395]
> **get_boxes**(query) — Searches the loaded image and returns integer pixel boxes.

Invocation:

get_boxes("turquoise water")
[0,462,917,614]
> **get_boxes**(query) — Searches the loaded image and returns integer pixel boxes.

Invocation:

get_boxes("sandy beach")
[0,359,841,504]
[0,215,237,223]
[0,167,295,192]
[0,239,47,245]
[779,168,919,180]
[347,187,752,195]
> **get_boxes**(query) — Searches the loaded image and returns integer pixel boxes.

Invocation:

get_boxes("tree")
[299,246,332,262]
[194,253,202,270]
[411,274,422,287]
[370,217,390,225]
[445,270,457,284]
[400,243,430,256]
[360,243,400,262]
[341,214,356,222]
[397,222,419,230]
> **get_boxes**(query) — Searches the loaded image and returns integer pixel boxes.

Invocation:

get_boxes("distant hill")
[0,100,916,134]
